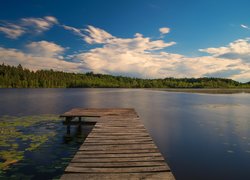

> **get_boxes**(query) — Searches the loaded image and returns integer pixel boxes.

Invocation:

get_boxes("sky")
[0,0,250,82]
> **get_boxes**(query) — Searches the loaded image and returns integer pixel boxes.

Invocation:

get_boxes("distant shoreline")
[150,88,250,94]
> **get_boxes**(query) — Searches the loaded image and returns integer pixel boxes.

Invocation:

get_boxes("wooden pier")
[60,108,175,179]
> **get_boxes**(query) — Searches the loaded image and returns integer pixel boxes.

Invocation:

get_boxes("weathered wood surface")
[61,172,175,180]
[60,108,175,180]
[60,108,136,117]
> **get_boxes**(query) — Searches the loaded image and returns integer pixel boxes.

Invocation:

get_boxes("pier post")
[66,117,71,135]
[77,116,82,134]
[67,124,70,135]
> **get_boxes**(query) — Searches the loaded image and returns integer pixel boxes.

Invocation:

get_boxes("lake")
[0,88,250,179]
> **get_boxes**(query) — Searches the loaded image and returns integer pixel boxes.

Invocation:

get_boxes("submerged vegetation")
[0,115,59,170]
[0,114,94,179]
[0,63,250,88]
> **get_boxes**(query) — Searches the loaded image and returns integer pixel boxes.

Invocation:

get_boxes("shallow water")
[0,114,94,179]
[0,88,250,179]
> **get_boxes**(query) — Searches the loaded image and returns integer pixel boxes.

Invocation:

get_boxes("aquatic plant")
[0,114,60,170]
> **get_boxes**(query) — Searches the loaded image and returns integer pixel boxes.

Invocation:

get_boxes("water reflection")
[63,119,96,144]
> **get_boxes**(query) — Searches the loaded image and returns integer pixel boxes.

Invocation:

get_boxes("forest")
[0,63,249,88]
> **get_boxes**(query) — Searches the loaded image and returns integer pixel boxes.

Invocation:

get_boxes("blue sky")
[0,0,250,82]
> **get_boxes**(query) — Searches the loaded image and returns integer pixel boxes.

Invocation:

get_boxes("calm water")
[1,89,250,180]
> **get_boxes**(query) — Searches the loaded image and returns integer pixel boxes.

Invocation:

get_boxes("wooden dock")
[60,108,175,179]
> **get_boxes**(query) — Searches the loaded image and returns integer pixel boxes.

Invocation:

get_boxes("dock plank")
[85,136,152,140]
[77,149,160,154]
[75,152,162,158]
[68,161,168,167]
[71,156,165,163]
[65,166,169,173]
[60,108,175,179]
[79,144,158,151]
[61,172,175,180]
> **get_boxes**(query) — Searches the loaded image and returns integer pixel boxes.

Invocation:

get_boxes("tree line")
[0,63,249,88]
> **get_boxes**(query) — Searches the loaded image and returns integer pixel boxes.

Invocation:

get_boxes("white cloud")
[84,25,175,50]
[134,33,143,38]
[75,45,249,81]
[0,43,79,72]
[83,25,114,44]
[21,16,58,33]
[44,16,58,24]
[199,38,250,63]
[159,27,170,34]
[231,70,250,82]
[0,23,25,39]
[241,24,250,30]
[26,41,65,58]
[71,26,250,82]
[0,16,58,39]
[61,25,85,37]
[71,28,176,76]
[200,38,250,56]
[62,25,114,45]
